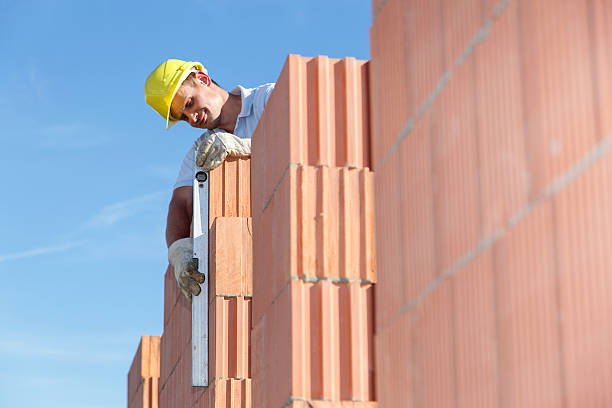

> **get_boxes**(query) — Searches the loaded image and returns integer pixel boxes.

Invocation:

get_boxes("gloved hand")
[168,237,205,301]
[196,129,251,171]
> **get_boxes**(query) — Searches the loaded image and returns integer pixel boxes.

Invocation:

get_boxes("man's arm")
[166,186,193,247]
[166,185,204,300]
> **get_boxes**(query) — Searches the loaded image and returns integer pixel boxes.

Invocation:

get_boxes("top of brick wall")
[252,54,371,216]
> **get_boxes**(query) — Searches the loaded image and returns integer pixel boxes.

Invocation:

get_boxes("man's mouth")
[199,110,207,126]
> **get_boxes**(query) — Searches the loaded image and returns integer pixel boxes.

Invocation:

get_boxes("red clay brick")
[296,166,376,281]
[452,250,499,408]
[269,165,294,293]
[320,280,341,399]
[405,0,445,120]
[369,0,409,167]
[159,291,191,389]
[372,0,384,17]
[210,296,251,381]
[315,167,340,281]
[252,165,294,323]
[493,200,563,408]
[128,379,144,408]
[274,284,293,408]
[210,217,252,298]
[336,59,370,167]
[397,109,436,305]
[254,279,375,405]
[591,0,612,142]
[191,386,207,408]
[251,282,293,408]
[372,150,404,329]
[474,0,529,237]
[412,280,456,407]
[554,152,612,407]
[128,336,161,408]
[159,340,191,408]
[151,377,159,408]
[518,0,598,198]
[250,313,266,408]
[208,158,252,224]
[209,378,251,408]
[432,57,482,274]
[128,343,143,403]
[254,164,376,327]
[291,280,375,402]
[210,297,227,379]
[250,58,291,216]
[252,208,276,325]
[441,0,482,65]
[251,54,371,216]
[191,386,212,408]
[296,56,371,169]
[346,282,375,401]
[375,307,412,408]
[163,265,179,330]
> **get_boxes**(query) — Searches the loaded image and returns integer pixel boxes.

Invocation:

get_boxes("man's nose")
[187,111,198,125]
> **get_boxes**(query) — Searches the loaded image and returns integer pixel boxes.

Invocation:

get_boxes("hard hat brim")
[165,65,205,130]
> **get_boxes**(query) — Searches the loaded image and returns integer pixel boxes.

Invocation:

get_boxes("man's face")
[170,75,223,129]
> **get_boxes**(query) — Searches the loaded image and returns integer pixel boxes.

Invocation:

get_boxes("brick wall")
[370,0,612,406]
[128,336,160,408]
[157,158,253,408]
[250,55,377,408]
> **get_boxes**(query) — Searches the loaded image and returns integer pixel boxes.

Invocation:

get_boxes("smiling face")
[169,72,224,129]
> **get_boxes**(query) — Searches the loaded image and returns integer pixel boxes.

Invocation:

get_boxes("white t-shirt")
[173,83,275,189]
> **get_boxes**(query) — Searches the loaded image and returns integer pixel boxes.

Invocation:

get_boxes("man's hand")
[196,130,251,171]
[168,237,205,301]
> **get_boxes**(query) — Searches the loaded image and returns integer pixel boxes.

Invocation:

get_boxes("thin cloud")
[36,122,111,149]
[0,339,129,362]
[85,190,167,228]
[0,190,168,264]
[27,61,48,103]
[0,241,85,263]
[146,163,178,182]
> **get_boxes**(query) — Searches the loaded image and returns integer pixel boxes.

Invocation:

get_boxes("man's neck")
[217,92,242,133]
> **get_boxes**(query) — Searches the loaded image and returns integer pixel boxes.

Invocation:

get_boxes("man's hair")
[183,72,220,88]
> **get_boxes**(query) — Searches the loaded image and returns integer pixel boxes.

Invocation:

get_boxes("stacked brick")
[127,336,160,408]
[371,0,612,406]
[157,158,253,408]
[251,55,377,408]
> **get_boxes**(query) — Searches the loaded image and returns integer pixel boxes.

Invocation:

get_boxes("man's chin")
[189,116,219,130]
[208,117,221,130]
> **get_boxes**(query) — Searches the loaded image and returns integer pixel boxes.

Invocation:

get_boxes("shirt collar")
[230,85,254,119]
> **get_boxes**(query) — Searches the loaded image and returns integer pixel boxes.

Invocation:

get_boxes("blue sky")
[0,1,370,407]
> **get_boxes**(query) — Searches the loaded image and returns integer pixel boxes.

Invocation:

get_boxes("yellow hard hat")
[144,59,206,129]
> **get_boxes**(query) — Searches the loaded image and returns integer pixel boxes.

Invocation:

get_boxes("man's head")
[144,59,225,130]
[168,71,225,129]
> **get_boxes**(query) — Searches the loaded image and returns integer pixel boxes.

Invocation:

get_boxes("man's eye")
[186,98,193,108]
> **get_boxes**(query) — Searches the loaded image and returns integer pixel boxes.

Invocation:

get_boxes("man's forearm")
[166,186,193,247]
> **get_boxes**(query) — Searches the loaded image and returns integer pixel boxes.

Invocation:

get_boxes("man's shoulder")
[246,82,275,101]
[256,82,275,92]
[252,83,275,112]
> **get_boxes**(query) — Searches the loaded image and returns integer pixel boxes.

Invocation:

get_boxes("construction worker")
[144,59,274,300]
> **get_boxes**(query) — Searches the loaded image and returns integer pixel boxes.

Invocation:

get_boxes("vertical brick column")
[370,0,612,406]
[157,158,253,408]
[251,55,377,408]
[128,336,160,408]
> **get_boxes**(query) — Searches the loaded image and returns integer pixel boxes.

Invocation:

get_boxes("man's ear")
[194,71,211,86]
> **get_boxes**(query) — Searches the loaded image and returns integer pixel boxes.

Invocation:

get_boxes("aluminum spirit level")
[192,167,209,387]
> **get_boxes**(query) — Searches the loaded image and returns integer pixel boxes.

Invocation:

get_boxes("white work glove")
[196,129,251,171]
[168,238,205,301]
